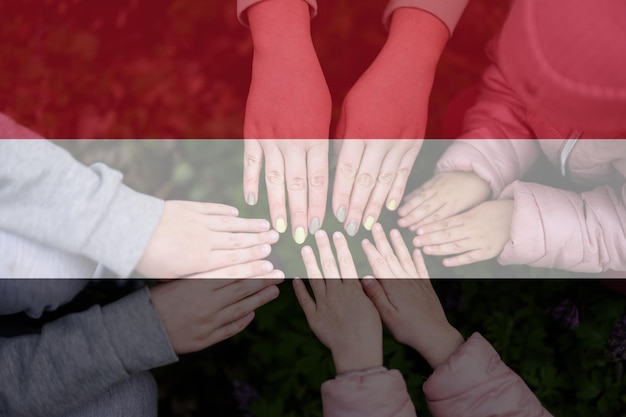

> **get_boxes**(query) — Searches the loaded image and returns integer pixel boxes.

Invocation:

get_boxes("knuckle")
[245,154,261,167]
[338,163,357,180]
[266,170,285,185]
[452,241,464,252]
[287,177,306,192]
[356,173,374,188]
[373,258,388,271]
[384,253,398,264]
[322,259,337,272]
[309,174,327,189]
[338,256,352,266]
[377,172,394,186]
[396,168,410,178]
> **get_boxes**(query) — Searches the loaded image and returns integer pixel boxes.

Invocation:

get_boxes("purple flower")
[546,299,580,330]
[606,316,626,363]
[232,380,259,417]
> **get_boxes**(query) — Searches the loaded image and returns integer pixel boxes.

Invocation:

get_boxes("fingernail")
[362,277,375,287]
[387,200,397,211]
[262,244,271,255]
[336,206,347,223]
[346,220,358,237]
[364,216,375,231]
[276,218,287,234]
[273,270,285,279]
[263,261,273,272]
[413,238,421,246]
[294,226,306,245]
[309,217,320,235]
[246,192,256,206]
[268,230,279,241]
[259,219,270,231]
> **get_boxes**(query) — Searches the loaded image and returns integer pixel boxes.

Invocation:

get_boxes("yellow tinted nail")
[387,200,397,211]
[364,216,375,231]
[294,227,306,244]
[276,218,287,234]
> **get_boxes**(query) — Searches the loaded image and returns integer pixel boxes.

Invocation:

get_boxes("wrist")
[331,344,383,374]
[248,0,314,52]
[409,324,465,369]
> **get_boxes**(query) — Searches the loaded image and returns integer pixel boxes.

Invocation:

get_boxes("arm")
[424,333,553,417]
[240,0,331,243]
[497,179,626,273]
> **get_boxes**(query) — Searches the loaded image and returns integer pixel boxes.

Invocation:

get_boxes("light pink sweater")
[321,333,552,417]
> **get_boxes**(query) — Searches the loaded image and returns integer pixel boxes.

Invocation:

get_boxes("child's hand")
[397,171,491,231]
[151,276,283,354]
[136,201,279,279]
[360,223,464,368]
[293,231,383,374]
[412,200,514,267]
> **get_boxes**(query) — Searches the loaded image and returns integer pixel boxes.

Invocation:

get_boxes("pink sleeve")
[497,180,626,273]
[424,333,553,417]
[237,0,317,27]
[0,113,43,139]
[435,139,539,198]
[321,369,417,417]
[382,0,469,35]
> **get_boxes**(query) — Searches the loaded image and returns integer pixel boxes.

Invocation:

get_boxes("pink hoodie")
[436,0,626,273]
[321,333,552,417]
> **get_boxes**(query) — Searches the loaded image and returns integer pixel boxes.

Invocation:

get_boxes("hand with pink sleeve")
[242,0,332,244]
[332,8,448,237]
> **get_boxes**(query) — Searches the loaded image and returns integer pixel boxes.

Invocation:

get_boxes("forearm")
[247,0,314,53]
[0,139,164,277]
[0,288,177,417]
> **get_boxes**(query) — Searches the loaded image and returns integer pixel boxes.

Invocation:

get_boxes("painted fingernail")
[294,226,306,245]
[346,220,358,237]
[276,218,287,234]
[246,192,256,206]
[336,206,347,223]
[309,217,320,235]
[364,216,375,231]
[387,200,397,211]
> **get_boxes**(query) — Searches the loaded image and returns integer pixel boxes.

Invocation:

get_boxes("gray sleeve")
[0,287,178,417]
[382,0,470,35]
[0,139,164,277]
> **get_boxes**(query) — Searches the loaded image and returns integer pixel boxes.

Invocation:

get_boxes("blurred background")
[2,0,626,416]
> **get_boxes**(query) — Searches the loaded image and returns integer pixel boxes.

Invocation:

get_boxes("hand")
[397,171,491,231]
[412,200,514,267]
[150,276,284,354]
[360,223,464,368]
[136,201,279,279]
[243,139,328,244]
[332,139,423,237]
[243,0,331,244]
[293,230,383,374]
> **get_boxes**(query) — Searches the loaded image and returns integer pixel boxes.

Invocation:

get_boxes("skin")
[151,276,284,354]
[243,2,449,242]
[136,201,280,279]
[412,200,514,267]
[398,171,492,231]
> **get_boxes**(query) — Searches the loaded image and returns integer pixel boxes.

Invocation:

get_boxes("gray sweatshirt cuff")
[81,181,164,278]
[102,287,178,374]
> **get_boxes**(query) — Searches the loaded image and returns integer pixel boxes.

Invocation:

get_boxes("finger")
[345,141,385,236]
[416,216,465,237]
[422,239,476,257]
[209,311,256,346]
[285,144,309,244]
[442,250,487,267]
[189,202,240,217]
[188,259,274,279]
[209,244,272,270]
[220,276,285,306]
[398,179,437,217]
[386,141,421,212]
[413,224,467,248]
[220,284,280,323]
[361,277,396,317]
[361,148,404,231]
[301,245,326,297]
[388,229,419,277]
[315,230,341,279]
[206,216,271,233]
[397,198,445,229]
[243,140,263,206]
[263,143,288,234]
[332,231,358,280]
[211,230,279,250]
[411,249,430,279]
[306,141,329,236]
[293,278,317,318]
[410,204,453,231]
[362,239,394,278]
[332,140,364,225]
[371,223,406,278]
